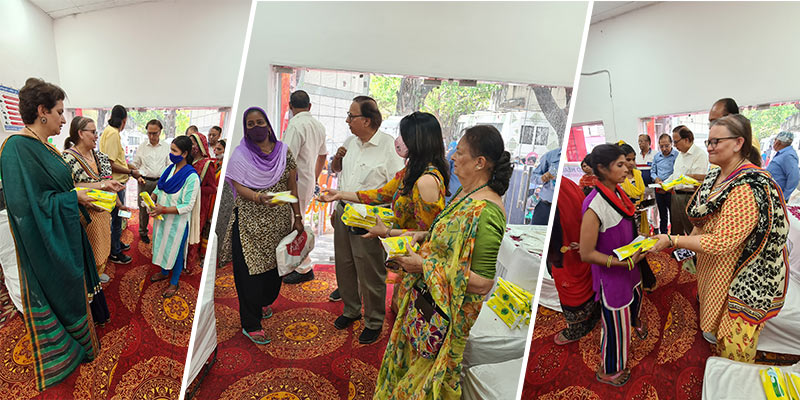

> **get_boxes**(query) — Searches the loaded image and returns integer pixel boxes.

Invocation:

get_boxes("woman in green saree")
[0,78,108,390]
[375,125,512,399]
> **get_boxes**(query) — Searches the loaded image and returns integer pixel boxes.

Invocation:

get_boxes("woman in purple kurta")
[579,145,647,387]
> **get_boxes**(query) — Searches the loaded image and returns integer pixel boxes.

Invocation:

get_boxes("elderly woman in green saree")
[374,125,512,399]
[0,78,109,390]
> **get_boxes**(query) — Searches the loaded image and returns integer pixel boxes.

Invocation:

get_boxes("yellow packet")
[380,236,419,258]
[786,372,800,400]
[761,367,790,400]
[487,295,522,328]
[613,237,658,260]
[267,191,298,204]
[139,192,164,220]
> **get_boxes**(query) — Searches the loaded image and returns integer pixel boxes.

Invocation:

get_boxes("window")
[520,125,535,144]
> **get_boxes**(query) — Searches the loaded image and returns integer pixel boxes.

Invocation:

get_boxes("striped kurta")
[151,167,200,270]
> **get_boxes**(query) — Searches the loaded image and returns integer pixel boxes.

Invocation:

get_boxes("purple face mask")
[246,125,270,142]
[395,135,408,158]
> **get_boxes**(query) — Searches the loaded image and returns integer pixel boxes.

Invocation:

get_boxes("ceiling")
[29,0,156,19]
[591,1,660,25]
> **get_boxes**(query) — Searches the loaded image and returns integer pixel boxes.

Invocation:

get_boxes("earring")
[41,117,47,124]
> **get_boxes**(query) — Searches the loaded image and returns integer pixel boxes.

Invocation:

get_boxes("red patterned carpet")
[189,263,397,399]
[522,251,713,400]
[0,210,201,399]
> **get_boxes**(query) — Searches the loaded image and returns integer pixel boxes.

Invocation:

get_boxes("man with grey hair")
[766,131,799,200]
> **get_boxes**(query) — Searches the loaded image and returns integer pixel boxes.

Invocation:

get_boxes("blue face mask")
[170,153,184,164]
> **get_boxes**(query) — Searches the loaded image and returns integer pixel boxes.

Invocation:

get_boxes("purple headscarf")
[225,107,288,197]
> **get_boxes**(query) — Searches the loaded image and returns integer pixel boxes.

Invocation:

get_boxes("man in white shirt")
[330,96,404,345]
[637,134,654,183]
[132,119,171,243]
[659,125,709,236]
[281,90,328,284]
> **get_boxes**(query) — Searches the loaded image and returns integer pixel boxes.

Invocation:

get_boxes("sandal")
[596,369,631,387]
[242,329,271,345]
[162,284,179,298]
[150,272,169,282]
[633,321,648,340]
[554,330,580,346]
[262,306,273,319]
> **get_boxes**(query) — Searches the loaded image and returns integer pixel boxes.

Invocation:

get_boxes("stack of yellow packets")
[139,192,163,220]
[486,278,533,329]
[761,367,800,400]
[341,204,396,229]
[74,187,117,212]
[267,191,298,204]
[660,175,701,190]
[613,236,659,260]
[380,236,419,258]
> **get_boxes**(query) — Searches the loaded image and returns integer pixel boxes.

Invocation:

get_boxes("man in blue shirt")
[766,131,800,201]
[445,141,460,203]
[649,134,678,234]
[530,148,560,225]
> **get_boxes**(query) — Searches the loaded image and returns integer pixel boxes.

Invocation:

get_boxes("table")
[702,356,800,399]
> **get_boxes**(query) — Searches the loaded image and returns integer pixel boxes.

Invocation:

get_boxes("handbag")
[275,227,315,276]
[400,279,450,359]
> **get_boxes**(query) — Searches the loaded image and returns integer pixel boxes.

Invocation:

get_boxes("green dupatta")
[375,197,490,400]
[0,133,100,390]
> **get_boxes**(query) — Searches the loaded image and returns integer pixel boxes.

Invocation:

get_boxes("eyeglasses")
[346,112,365,121]
[705,137,738,148]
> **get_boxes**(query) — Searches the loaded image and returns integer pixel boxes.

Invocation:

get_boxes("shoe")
[120,242,131,252]
[99,273,110,283]
[283,270,314,284]
[140,234,150,244]
[334,314,361,330]
[328,288,341,302]
[109,253,132,265]
[358,327,381,344]
[702,331,717,344]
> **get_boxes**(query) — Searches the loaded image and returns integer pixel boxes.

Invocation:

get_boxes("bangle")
[294,215,302,220]
[667,234,674,247]
[627,257,634,271]
[384,227,392,238]
[675,235,679,248]
[606,255,613,268]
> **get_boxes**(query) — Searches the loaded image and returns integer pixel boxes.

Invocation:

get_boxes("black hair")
[172,136,195,164]
[714,98,740,115]
[146,119,163,130]
[581,154,592,167]
[398,112,450,196]
[185,125,199,135]
[108,105,127,128]
[639,134,651,144]
[210,125,222,134]
[618,143,636,156]
[290,90,311,109]
[673,125,694,142]
[589,144,625,179]
[461,125,513,195]
[217,139,226,149]
[352,95,382,130]
[19,77,66,125]
[658,133,672,142]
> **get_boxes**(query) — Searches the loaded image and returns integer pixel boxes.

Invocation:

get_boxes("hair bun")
[490,150,513,195]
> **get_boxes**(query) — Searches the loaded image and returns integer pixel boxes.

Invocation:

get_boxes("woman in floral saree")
[375,125,512,399]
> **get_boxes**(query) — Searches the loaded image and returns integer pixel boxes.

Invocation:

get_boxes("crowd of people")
[0,77,221,390]
[215,92,513,398]
[552,97,791,386]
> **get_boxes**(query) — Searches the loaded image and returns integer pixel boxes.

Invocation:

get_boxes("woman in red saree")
[188,132,217,266]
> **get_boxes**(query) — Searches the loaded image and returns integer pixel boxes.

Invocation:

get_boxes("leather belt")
[142,176,159,181]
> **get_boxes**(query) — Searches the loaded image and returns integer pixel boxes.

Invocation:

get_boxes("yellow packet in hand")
[139,192,163,220]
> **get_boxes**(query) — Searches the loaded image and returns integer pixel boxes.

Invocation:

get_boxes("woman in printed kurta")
[651,115,789,362]
[579,144,647,387]
[319,112,450,310]
[62,116,131,285]
[374,125,509,399]
[221,107,304,345]
[0,78,103,390]
[149,136,200,298]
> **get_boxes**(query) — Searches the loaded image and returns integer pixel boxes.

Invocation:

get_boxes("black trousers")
[231,209,282,332]
[655,192,671,234]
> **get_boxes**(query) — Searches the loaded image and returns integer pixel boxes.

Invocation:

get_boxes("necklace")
[429,183,488,232]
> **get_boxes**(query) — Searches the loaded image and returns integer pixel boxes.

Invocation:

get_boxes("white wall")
[573,2,800,144]
[0,0,60,138]
[52,0,250,109]
[232,1,588,144]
